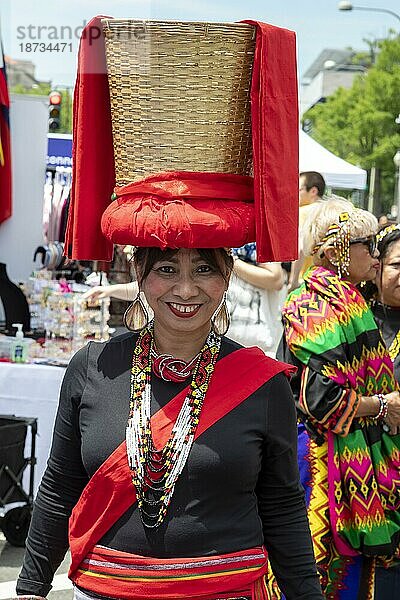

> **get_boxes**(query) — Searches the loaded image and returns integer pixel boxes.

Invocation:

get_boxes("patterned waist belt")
[72,544,270,600]
[74,587,251,600]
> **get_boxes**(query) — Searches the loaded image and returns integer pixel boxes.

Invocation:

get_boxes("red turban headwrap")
[66,17,299,263]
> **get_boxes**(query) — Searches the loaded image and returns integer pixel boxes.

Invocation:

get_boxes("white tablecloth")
[0,362,66,497]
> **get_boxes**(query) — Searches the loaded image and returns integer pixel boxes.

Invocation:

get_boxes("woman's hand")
[384,390,400,435]
[357,391,400,435]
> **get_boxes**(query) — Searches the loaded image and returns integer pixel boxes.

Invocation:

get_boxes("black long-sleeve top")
[17,333,322,599]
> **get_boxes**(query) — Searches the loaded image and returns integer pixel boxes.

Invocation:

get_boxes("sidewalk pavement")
[0,532,73,600]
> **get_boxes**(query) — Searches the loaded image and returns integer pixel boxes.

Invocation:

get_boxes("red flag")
[0,40,12,224]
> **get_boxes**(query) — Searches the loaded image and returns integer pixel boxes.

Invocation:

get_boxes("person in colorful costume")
[362,223,400,598]
[16,16,323,600]
[278,197,400,599]
[371,223,400,381]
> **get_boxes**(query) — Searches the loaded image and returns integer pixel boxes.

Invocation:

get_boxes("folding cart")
[0,415,37,546]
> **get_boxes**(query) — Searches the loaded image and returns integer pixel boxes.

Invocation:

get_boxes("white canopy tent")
[299,130,367,190]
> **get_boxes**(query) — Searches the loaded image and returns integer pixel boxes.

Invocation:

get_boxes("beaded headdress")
[376,223,400,244]
[312,211,351,278]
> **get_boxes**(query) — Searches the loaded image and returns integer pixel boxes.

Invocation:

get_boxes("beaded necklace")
[126,322,221,528]
[151,347,200,382]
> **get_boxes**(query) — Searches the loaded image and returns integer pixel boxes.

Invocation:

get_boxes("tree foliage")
[303,34,400,212]
[10,83,73,134]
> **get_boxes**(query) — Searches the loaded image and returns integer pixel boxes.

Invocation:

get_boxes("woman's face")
[140,248,227,338]
[347,236,380,285]
[377,238,400,307]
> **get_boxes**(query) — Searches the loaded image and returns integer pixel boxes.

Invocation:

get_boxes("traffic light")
[48,91,62,132]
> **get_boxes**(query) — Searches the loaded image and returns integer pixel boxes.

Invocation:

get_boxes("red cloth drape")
[243,21,299,262]
[65,16,115,261]
[65,17,298,262]
[69,347,294,579]
[0,44,12,225]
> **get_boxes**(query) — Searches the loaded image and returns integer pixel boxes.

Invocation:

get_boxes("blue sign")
[47,134,72,168]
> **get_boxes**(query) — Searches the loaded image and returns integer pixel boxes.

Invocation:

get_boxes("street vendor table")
[0,362,66,496]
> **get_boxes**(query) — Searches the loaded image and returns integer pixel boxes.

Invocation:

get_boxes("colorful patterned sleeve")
[299,366,361,436]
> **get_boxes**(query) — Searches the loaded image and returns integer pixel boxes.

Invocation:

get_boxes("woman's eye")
[155,265,175,274]
[197,264,213,274]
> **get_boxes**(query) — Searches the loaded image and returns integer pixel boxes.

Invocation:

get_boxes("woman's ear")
[324,246,338,266]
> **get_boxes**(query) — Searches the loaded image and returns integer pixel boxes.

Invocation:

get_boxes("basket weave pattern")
[102,20,256,186]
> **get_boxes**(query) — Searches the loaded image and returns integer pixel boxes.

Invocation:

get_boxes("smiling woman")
[129,247,233,361]
[16,16,324,600]
[17,241,324,599]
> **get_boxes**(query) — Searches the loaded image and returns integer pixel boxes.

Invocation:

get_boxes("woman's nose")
[173,274,199,299]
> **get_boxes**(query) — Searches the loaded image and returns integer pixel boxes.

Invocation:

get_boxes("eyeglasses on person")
[349,235,377,256]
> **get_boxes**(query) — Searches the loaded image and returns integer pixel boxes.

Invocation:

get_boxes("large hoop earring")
[211,291,230,336]
[124,291,149,332]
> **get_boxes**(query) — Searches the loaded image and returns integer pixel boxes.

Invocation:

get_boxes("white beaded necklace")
[126,323,221,527]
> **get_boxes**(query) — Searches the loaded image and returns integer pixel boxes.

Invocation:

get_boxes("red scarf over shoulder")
[69,347,294,579]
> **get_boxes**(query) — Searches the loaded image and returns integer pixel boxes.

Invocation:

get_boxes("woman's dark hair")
[133,247,234,286]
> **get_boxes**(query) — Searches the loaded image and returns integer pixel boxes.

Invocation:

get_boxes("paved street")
[0,532,73,600]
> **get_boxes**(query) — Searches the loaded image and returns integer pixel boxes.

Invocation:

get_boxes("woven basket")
[101,19,256,186]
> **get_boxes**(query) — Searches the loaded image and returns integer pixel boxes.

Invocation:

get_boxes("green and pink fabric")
[282,266,400,560]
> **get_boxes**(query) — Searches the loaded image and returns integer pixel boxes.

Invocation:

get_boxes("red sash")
[69,347,294,579]
[73,544,271,600]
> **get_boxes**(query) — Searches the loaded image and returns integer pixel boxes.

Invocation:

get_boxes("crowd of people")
[15,171,400,600]
[279,193,400,598]
[13,14,400,600]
